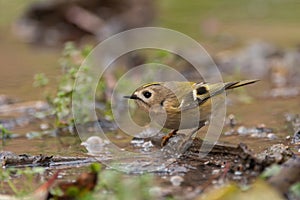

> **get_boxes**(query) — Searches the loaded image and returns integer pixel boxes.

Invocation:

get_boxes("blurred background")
[0,2,300,197]
[0,0,300,100]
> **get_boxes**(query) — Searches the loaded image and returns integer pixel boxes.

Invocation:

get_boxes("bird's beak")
[123,94,138,100]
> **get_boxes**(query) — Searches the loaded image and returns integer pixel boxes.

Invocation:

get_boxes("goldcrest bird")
[124,80,258,146]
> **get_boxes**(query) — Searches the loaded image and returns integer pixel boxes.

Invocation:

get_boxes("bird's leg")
[174,127,201,153]
[161,129,178,147]
[176,122,206,153]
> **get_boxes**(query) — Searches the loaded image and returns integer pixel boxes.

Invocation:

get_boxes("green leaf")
[260,164,281,179]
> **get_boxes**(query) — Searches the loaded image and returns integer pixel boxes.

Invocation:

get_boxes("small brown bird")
[125,80,258,146]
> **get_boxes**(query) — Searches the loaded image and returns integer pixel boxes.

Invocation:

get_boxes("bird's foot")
[161,129,178,147]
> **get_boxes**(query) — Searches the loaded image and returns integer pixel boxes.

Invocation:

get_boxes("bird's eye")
[197,86,208,95]
[142,91,152,98]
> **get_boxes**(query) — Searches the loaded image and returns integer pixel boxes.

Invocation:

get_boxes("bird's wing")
[177,82,235,111]
[178,80,258,111]
[178,82,209,111]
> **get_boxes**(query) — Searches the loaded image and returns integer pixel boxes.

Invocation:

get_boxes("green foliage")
[65,186,81,197]
[0,167,45,196]
[33,42,97,127]
[0,168,19,195]
[90,162,102,173]
[0,124,12,139]
[50,42,92,127]
[260,164,281,179]
[1,163,154,199]
[98,170,154,200]
[33,42,115,128]
[33,73,49,87]
[49,163,154,200]
[290,182,300,198]
[0,124,13,147]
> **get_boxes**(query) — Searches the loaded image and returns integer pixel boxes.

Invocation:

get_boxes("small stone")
[204,161,210,165]
[261,132,267,138]
[224,129,235,136]
[226,114,237,128]
[250,133,259,138]
[40,123,49,130]
[26,131,42,139]
[234,171,243,176]
[232,175,242,180]
[142,141,153,152]
[81,136,106,154]
[284,113,293,122]
[130,137,145,147]
[237,126,248,135]
[267,133,277,139]
[257,123,266,129]
[142,141,153,148]
[212,169,220,175]
[170,175,184,186]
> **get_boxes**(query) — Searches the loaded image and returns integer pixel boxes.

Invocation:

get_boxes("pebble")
[234,171,243,176]
[170,175,184,186]
[40,123,49,130]
[130,137,145,146]
[81,136,106,154]
[26,131,42,139]
[235,125,276,139]
[142,141,153,148]
[250,132,267,138]
[141,141,153,152]
[204,161,210,165]
[267,133,277,139]
[237,126,248,135]
[212,169,220,175]
[224,129,235,136]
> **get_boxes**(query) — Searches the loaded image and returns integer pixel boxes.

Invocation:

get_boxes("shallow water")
[2,91,299,162]
[1,77,299,146]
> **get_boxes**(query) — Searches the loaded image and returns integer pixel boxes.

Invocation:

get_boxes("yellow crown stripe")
[142,82,161,88]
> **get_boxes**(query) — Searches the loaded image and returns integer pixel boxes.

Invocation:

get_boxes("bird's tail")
[203,79,258,99]
[224,79,259,90]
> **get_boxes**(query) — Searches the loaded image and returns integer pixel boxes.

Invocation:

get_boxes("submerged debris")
[226,114,237,129]
[224,123,276,139]
[0,101,49,116]
[0,151,95,168]
[1,136,295,200]
[0,100,50,130]
[1,152,53,167]
[256,144,293,164]
[285,113,300,152]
